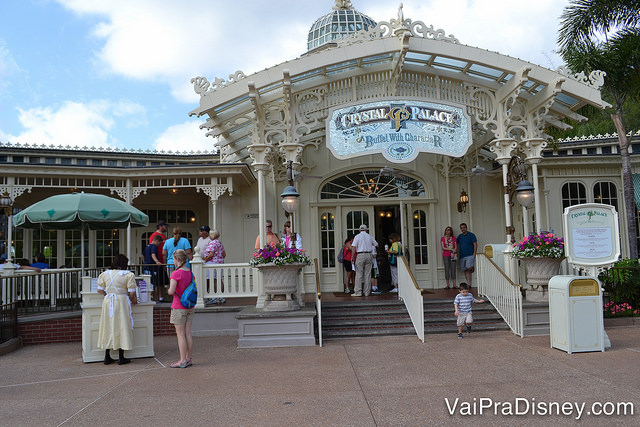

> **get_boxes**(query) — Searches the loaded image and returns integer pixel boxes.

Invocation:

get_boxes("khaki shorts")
[170,308,195,325]
[457,312,473,326]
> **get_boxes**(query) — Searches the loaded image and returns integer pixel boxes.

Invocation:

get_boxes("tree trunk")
[612,112,638,259]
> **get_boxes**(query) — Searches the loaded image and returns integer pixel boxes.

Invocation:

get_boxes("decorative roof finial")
[398,3,404,22]
[333,0,353,10]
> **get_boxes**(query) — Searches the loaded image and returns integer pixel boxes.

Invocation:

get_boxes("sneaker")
[390,288,398,293]
[457,333,463,339]
[219,298,226,304]
[158,297,165,302]
[344,288,351,294]
[466,325,472,334]
[352,293,362,297]
[371,288,382,295]
[206,298,219,305]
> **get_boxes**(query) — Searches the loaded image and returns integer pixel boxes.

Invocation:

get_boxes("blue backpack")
[180,272,198,309]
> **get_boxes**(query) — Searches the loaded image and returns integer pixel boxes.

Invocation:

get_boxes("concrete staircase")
[320,298,510,340]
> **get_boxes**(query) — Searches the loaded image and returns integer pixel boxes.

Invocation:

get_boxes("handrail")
[477,253,523,337]
[398,255,424,342]
[314,258,322,347]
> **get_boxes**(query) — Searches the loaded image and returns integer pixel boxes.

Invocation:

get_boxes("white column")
[530,162,542,233]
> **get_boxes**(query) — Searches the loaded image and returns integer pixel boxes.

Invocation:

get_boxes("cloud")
[153,120,215,153]
[56,0,312,104]
[5,100,145,148]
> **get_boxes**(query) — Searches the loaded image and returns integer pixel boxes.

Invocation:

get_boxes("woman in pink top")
[441,226,457,289]
[167,249,194,368]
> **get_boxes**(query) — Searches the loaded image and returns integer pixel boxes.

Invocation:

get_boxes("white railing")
[196,262,258,305]
[477,254,524,337]
[397,255,424,342]
[314,258,322,347]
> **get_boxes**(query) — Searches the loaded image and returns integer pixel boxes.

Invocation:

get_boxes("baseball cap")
[199,225,210,233]
[156,220,168,227]
[359,224,368,231]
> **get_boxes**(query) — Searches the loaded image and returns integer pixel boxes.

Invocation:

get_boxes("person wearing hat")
[196,225,212,257]
[149,220,168,301]
[350,224,378,297]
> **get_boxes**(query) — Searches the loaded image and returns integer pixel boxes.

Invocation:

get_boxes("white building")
[1,2,638,293]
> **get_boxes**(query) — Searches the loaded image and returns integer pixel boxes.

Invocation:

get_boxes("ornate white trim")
[338,5,459,47]
[0,186,32,200]
[197,185,229,201]
[556,67,605,90]
[191,71,246,96]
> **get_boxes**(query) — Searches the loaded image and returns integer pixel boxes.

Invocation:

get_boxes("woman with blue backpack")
[168,249,195,368]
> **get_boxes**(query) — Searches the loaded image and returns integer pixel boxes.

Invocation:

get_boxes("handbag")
[180,272,198,309]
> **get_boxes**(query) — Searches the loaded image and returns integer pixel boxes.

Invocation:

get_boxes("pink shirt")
[204,239,225,264]
[441,236,456,257]
[170,268,192,309]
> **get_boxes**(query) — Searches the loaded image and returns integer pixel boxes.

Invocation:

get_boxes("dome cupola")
[307,1,376,52]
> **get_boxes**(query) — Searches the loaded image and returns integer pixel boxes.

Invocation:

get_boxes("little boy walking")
[453,283,485,339]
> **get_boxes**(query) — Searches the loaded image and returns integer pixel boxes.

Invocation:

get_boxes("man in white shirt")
[350,224,378,297]
[195,225,212,258]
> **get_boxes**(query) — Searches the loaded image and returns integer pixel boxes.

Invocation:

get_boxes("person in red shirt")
[149,221,168,301]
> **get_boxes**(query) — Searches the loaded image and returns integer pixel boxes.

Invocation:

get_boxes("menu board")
[563,204,620,266]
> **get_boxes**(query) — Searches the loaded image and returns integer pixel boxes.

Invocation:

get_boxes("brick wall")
[18,307,175,345]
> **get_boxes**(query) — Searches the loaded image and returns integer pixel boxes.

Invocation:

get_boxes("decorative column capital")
[520,138,547,164]
[490,138,518,164]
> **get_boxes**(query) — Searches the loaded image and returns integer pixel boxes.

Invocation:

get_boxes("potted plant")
[250,242,311,311]
[512,232,565,301]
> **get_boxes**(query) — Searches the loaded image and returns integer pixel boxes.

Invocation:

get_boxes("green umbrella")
[14,192,149,272]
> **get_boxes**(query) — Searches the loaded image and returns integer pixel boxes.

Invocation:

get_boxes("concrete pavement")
[1,326,639,426]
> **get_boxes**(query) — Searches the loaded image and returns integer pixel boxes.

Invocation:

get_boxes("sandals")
[170,360,188,368]
[186,358,192,367]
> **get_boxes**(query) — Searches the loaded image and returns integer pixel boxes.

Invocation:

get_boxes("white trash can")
[548,275,604,354]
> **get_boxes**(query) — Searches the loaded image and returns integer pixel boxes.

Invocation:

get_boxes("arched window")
[321,170,425,199]
[593,182,618,210]
[413,210,428,265]
[561,182,586,210]
[320,212,335,268]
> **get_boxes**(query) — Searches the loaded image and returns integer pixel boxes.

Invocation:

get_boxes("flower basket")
[512,232,565,301]
[251,243,310,311]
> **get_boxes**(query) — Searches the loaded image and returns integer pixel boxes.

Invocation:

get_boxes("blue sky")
[0,0,569,153]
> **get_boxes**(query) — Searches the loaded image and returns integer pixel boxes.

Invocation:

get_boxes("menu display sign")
[562,203,620,266]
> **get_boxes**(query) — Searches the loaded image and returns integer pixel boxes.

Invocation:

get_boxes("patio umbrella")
[14,192,149,273]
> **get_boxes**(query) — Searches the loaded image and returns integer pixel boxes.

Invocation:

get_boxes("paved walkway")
[1,327,639,426]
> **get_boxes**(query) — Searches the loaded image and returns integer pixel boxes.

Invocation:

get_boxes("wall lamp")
[457,190,469,212]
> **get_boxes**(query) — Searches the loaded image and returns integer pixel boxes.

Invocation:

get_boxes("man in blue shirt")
[457,223,477,287]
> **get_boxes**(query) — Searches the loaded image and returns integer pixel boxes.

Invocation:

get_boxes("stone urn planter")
[521,257,564,302]
[256,262,305,311]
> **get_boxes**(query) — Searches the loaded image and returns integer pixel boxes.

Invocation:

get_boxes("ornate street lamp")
[515,179,535,235]
[515,180,535,209]
[280,161,300,231]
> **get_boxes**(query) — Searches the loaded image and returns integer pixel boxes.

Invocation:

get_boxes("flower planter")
[521,257,564,301]
[255,262,305,311]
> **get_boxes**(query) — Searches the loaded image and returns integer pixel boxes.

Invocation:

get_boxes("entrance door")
[344,207,375,240]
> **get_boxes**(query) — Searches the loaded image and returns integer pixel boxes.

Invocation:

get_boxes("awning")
[633,174,640,208]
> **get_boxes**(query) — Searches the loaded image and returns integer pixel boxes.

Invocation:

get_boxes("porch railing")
[477,253,524,337]
[398,255,424,342]
[0,269,83,314]
[314,258,322,347]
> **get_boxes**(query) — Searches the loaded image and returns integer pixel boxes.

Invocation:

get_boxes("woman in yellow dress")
[97,254,138,365]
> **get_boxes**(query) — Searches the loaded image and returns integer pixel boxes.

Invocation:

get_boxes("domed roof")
[307,1,376,52]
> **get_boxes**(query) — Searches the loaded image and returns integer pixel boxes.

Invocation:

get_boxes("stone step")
[320,298,510,340]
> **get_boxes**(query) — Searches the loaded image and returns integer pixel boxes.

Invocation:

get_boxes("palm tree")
[558,0,640,259]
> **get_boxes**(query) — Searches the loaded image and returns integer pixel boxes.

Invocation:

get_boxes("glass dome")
[307,1,376,52]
